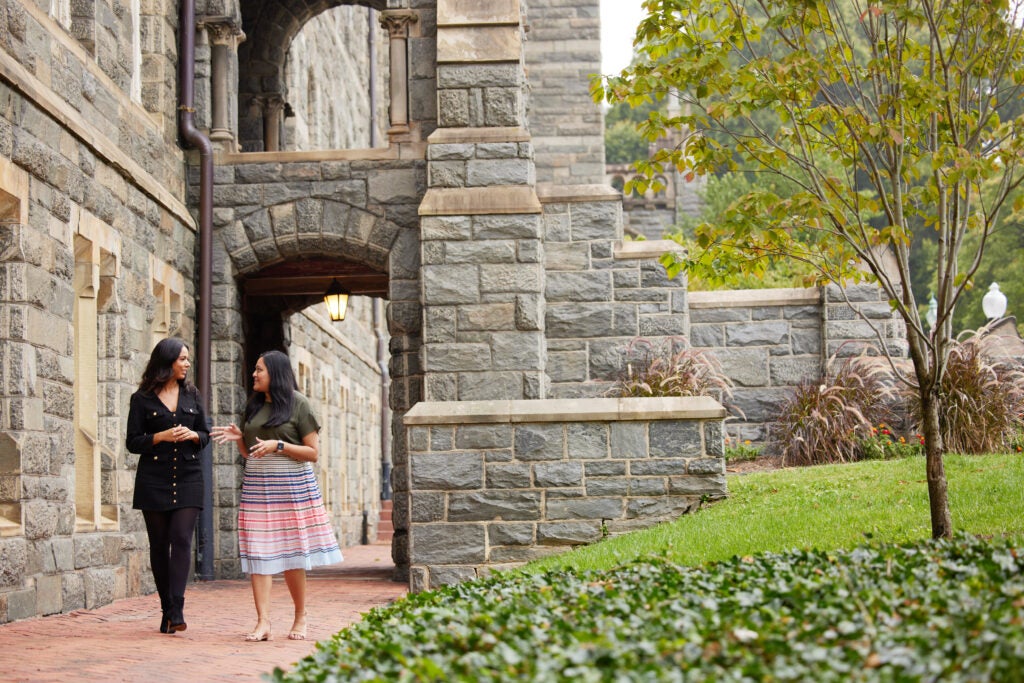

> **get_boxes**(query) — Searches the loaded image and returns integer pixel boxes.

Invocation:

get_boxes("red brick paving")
[0,543,406,683]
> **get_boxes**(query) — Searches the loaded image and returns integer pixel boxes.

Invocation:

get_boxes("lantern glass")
[324,279,350,321]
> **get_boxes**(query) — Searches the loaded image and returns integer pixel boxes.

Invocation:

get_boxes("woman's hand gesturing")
[210,423,243,445]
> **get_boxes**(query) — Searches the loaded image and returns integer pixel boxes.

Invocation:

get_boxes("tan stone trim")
[75,208,122,277]
[148,253,184,295]
[438,0,520,25]
[0,156,29,225]
[403,396,727,425]
[613,239,685,261]
[427,127,531,145]
[537,184,621,203]
[419,186,541,216]
[688,287,822,308]
[0,49,194,230]
[438,26,521,63]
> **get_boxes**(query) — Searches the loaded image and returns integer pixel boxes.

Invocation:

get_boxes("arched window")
[282,5,390,151]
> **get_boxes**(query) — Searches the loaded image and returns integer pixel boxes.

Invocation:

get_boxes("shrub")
[770,353,897,467]
[858,424,924,460]
[610,337,734,405]
[905,330,1024,454]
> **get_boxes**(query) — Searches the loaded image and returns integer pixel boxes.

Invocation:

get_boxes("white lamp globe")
[926,295,937,330]
[981,282,1007,321]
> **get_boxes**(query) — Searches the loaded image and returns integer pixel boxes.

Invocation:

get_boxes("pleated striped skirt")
[239,454,343,574]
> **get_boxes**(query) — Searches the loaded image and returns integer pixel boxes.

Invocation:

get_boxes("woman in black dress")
[125,337,209,634]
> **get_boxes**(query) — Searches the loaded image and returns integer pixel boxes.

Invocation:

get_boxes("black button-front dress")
[126,387,209,511]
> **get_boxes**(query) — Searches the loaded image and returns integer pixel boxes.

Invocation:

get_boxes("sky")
[600,0,647,74]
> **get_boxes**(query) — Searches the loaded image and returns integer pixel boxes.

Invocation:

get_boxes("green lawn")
[524,452,1024,574]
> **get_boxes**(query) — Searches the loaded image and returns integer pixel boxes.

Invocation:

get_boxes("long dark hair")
[244,350,297,427]
[138,337,197,398]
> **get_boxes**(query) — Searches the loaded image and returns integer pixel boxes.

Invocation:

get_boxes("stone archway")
[236,0,389,152]
[207,156,425,579]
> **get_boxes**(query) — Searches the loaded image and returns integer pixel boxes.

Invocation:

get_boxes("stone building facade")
[0,0,905,622]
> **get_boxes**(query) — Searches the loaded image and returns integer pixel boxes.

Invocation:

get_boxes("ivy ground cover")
[273,455,1024,681]
[273,534,1024,682]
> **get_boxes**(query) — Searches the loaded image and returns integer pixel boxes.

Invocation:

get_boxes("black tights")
[143,508,200,604]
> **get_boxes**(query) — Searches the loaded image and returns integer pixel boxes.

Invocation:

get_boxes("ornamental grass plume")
[905,329,1024,454]
[770,352,897,467]
[611,337,735,404]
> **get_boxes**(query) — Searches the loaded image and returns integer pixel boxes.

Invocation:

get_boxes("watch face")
[277,441,284,451]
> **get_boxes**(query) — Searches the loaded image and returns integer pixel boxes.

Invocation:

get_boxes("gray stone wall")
[688,285,907,444]
[540,187,688,398]
[0,23,198,626]
[524,0,605,185]
[404,396,727,590]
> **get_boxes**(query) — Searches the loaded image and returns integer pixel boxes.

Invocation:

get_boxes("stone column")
[419,0,545,402]
[203,19,245,144]
[261,95,285,152]
[380,10,417,134]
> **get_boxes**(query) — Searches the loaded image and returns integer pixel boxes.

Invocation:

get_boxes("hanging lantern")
[323,279,350,321]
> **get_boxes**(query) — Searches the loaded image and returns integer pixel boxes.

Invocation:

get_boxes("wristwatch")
[276,440,284,452]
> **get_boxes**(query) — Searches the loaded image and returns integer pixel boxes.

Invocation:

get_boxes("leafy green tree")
[605,119,649,164]
[594,0,1024,538]
[676,172,822,288]
[605,100,666,164]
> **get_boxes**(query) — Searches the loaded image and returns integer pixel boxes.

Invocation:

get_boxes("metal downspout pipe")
[373,299,392,502]
[178,0,215,580]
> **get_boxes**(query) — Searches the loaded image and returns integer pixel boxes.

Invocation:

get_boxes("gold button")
[153,456,158,460]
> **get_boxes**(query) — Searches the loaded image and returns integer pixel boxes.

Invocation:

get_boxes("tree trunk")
[921,391,952,538]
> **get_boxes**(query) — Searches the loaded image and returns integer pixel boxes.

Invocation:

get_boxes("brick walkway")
[0,543,406,683]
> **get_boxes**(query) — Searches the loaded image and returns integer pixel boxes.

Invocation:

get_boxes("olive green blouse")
[241,392,320,449]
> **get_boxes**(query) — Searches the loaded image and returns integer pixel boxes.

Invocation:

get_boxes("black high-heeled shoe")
[159,594,171,633]
[167,596,187,633]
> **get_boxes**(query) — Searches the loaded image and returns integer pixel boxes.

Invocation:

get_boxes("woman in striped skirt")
[211,350,342,641]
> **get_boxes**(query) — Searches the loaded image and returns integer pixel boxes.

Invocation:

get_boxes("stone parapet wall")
[689,285,906,443]
[403,396,727,590]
